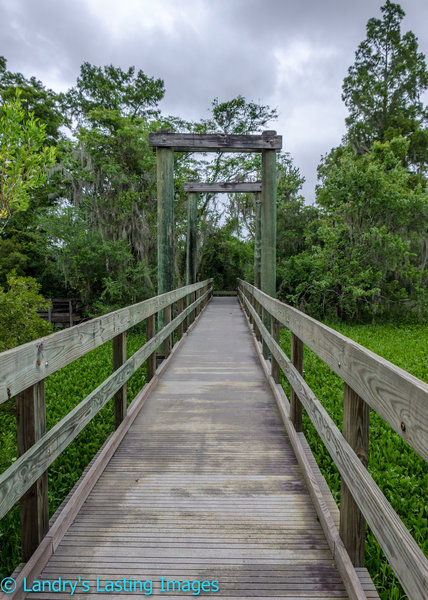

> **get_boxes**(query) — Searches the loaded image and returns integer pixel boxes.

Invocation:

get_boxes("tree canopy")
[342,0,428,172]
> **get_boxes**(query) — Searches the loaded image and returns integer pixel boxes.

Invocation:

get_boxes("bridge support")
[150,131,282,311]
[254,191,261,289]
[186,192,198,286]
[261,138,277,357]
[186,192,198,325]
[156,146,174,353]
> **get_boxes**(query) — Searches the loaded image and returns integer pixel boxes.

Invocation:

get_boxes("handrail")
[0,279,213,561]
[237,279,428,600]
[0,280,212,404]
[238,280,428,461]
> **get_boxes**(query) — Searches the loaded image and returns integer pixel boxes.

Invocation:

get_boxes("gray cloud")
[0,0,426,202]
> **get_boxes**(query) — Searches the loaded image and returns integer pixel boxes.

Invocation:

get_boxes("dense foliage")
[278,1,427,322]
[0,273,52,352]
[0,3,426,322]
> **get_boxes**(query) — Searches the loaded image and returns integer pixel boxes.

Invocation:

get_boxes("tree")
[342,1,428,171]
[305,137,428,320]
[0,93,56,231]
[0,56,66,144]
[63,62,165,124]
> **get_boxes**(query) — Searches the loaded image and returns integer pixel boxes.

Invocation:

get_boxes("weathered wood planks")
[149,131,282,152]
[239,287,428,600]
[183,181,262,193]
[238,279,428,462]
[0,280,211,404]
[18,297,352,600]
[0,289,212,521]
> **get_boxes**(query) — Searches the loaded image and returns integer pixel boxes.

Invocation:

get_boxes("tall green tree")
[63,62,164,124]
[342,1,428,171]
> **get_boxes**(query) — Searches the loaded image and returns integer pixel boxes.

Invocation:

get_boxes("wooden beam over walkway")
[149,131,282,152]
[184,181,262,193]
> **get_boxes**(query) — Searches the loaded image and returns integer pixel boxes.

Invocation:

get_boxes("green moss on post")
[186,192,198,324]
[157,146,174,342]
[261,134,277,357]
[254,191,262,289]
[186,192,198,286]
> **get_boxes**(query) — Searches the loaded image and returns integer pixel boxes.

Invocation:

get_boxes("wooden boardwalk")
[22,297,375,599]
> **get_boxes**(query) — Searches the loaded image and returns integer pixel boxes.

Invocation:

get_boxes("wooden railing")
[237,279,428,600]
[0,279,213,561]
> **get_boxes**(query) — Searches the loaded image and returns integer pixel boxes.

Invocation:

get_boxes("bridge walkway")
[23,297,376,599]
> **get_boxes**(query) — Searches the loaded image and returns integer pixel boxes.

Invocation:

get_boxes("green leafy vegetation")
[0,93,55,230]
[0,273,52,352]
[280,321,428,600]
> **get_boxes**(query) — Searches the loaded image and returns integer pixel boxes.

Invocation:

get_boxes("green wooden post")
[254,191,262,289]
[186,192,198,324]
[261,131,277,358]
[186,192,198,286]
[157,146,174,328]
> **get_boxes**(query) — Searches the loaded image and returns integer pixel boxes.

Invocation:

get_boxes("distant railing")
[237,279,428,600]
[37,297,82,328]
[0,279,213,561]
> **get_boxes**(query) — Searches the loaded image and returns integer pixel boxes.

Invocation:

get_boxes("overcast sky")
[1,0,427,203]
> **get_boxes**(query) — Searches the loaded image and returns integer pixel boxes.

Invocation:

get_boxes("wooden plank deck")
[24,297,362,599]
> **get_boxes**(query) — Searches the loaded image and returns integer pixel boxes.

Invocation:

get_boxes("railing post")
[271,317,280,383]
[146,314,156,381]
[255,299,262,342]
[164,304,172,357]
[157,145,174,355]
[196,288,201,317]
[254,192,262,289]
[261,132,277,358]
[177,298,184,340]
[16,381,49,561]
[192,291,197,323]
[183,297,189,333]
[290,333,303,431]
[186,192,198,288]
[113,332,127,428]
[340,383,369,567]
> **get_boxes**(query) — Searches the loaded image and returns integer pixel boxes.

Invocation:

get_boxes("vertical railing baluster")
[290,333,303,431]
[16,381,49,561]
[271,317,280,383]
[146,314,156,381]
[164,304,172,357]
[113,332,127,428]
[340,383,369,567]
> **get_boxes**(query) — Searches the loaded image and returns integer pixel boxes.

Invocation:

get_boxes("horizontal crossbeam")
[149,131,282,152]
[183,181,262,193]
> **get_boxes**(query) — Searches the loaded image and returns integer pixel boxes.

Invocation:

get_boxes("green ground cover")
[279,322,428,600]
